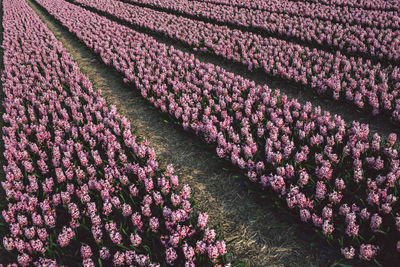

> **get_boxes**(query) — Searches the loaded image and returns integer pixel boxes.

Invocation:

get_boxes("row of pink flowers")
[127,0,400,30]
[192,0,400,12]
[76,0,400,63]
[291,0,400,11]
[37,0,400,262]
[0,0,228,266]
[74,0,400,123]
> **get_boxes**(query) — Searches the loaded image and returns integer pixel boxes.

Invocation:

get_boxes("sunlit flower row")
[75,0,400,63]
[193,0,400,12]
[74,0,400,123]
[0,0,228,266]
[127,0,400,29]
[36,0,400,262]
[291,0,399,11]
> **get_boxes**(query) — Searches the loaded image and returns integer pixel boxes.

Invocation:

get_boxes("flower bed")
[192,0,400,12]
[75,0,400,64]
[126,0,400,30]
[35,0,400,262]
[74,0,400,123]
[0,0,228,265]
[293,0,400,11]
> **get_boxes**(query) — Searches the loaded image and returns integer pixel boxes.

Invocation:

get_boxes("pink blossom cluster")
[295,0,400,11]
[76,0,400,64]
[0,0,228,266]
[127,0,400,30]
[193,0,400,12]
[36,0,400,261]
[73,0,400,122]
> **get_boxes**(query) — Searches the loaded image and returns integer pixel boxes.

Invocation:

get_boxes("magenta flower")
[197,213,209,230]
[370,214,382,232]
[80,245,93,259]
[99,247,111,260]
[359,244,379,261]
[130,233,142,247]
[165,247,178,265]
[17,253,31,267]
[113,251,125,266]
[341,246,355,259]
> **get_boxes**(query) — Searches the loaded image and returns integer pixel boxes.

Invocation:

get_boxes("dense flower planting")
[126,0,400,30]
[75,0,400,64]
[73,0,400,123]
[35,0,400,262]
[0,0,228,265]
[295,0,400,11]
[193,0,400,12]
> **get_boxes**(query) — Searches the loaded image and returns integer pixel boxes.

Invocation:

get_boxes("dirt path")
[26,0,342,266]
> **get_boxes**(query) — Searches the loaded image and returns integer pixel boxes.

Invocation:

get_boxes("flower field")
[0,0,228,265]
[75,0,400,64]
[71,0,400,122]
[187,0,400,15]
[1,0,399,266]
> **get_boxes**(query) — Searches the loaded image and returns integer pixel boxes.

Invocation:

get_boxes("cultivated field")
[0,0,399,266]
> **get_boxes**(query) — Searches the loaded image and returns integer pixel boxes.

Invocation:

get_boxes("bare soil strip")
[25,0,347,265]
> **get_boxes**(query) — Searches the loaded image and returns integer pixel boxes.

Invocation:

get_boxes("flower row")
[75,0,400,63]
[36,0,400,262]
[127,0,400,30]
[0,0,227,266]
[193,0,400,12]
[294,0,400,11]
[74,0,400,123]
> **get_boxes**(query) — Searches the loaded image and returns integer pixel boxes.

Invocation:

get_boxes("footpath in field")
[27,0,339,265]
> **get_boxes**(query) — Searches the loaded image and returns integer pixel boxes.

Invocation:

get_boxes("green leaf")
[98,258,103,267]
[331,262,353,267]
[74,247,80,256]
[373,258,383,267]
[142,245,151,253]
[49,234,54,248]
[122,226,128,235]
[338,236,343,247]
[375,229,387,235]
[81,223,90,232]
[359,234,366,242]
[117,244,130,250]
